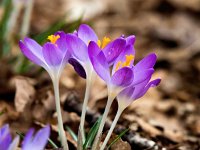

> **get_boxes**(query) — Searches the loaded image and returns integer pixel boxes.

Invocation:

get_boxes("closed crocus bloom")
[0,124,19,150]
[100,53,161,150]
[22,125,50,150]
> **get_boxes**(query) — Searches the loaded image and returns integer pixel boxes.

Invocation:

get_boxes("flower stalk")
[79,72,93,142]
[100,108,123,150]
[92,91,115,150]
[52,78,69,150]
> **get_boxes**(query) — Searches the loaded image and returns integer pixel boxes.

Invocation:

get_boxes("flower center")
[97,36,111,49]
[47,35,60,44]
[115,54,134,71]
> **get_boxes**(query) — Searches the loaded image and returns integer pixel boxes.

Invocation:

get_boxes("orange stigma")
[115,54,134,71]
[97,36,111,49]
[47,35,60,44]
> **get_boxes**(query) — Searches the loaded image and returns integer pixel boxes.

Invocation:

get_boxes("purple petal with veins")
[78,24,98,45]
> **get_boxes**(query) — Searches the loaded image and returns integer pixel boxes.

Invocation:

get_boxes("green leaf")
[107,128,129,149]
[16,131,24,139]
[65,126,78,142]
[0,112,4,116]
[0,109,6,116]
[0,0,12,57]
[83,117,102,150]
[47,137,59,149]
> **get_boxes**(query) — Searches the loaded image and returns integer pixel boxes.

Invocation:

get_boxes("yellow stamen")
[115,54,134,71]
[122,55,134,67]
[97,36,111,49]
[101,37,111,49]
[97,40,101,47]
[47,35,60,44]
[115,61,122,71]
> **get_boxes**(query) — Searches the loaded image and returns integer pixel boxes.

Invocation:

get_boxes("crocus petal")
[0,124,12,150]
[55,31,68,53]
[19,41,44,66]
[135,78,161,99]
[126,35,136,45]
[22,129,34,148]
[31,126,50,150]
[0,124,9,135]
[117,86,135,109]
[103,38,126,65]
[66,34,88,61]
[22,126,50,150]
[134,53,157,72]
[88,41,101,59]
[132,78,161,100]
[78,24,98,44]
[69,58,86,78]
[0,132,12,150]
[118,86,135,100]
[112,44,135,74]
[24,38,43,58]
[8,136,20,150]
[111,67,133,87]
[132,69,154,85]
[42,43,63,66]
[90,51,110,82]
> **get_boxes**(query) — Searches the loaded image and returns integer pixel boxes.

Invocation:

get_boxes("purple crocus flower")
[117,53,161,110]
[19,32,69,149]
[0,124,19,150]
[100,54,161,150]
[66,24,126,78]
[88,40,135,97]
[22,125,50,150]
[19,31,71,79]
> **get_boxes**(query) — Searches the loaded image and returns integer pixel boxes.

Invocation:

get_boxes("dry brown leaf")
[10,76,36,112]
[0,101,19,126]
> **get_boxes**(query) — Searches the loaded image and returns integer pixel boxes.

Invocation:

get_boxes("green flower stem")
[92,93,115,150]
[53,79,69,150]
[100,108,123,150]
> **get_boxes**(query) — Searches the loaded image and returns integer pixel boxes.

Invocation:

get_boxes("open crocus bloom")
[19,31,71,80]
[117,53,161,110]
[66,24,127,78]
[88,41,134,98]
[0,124,19,150]
[22,125,50,150]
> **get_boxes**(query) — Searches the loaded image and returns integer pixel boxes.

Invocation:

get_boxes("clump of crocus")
[0,124,19,150]
[65,24,127,143]
[18,23,161,150]
[0,124,50,150]
[19,32,70,150]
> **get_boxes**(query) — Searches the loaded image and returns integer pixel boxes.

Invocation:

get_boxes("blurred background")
[0,0,200,149]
